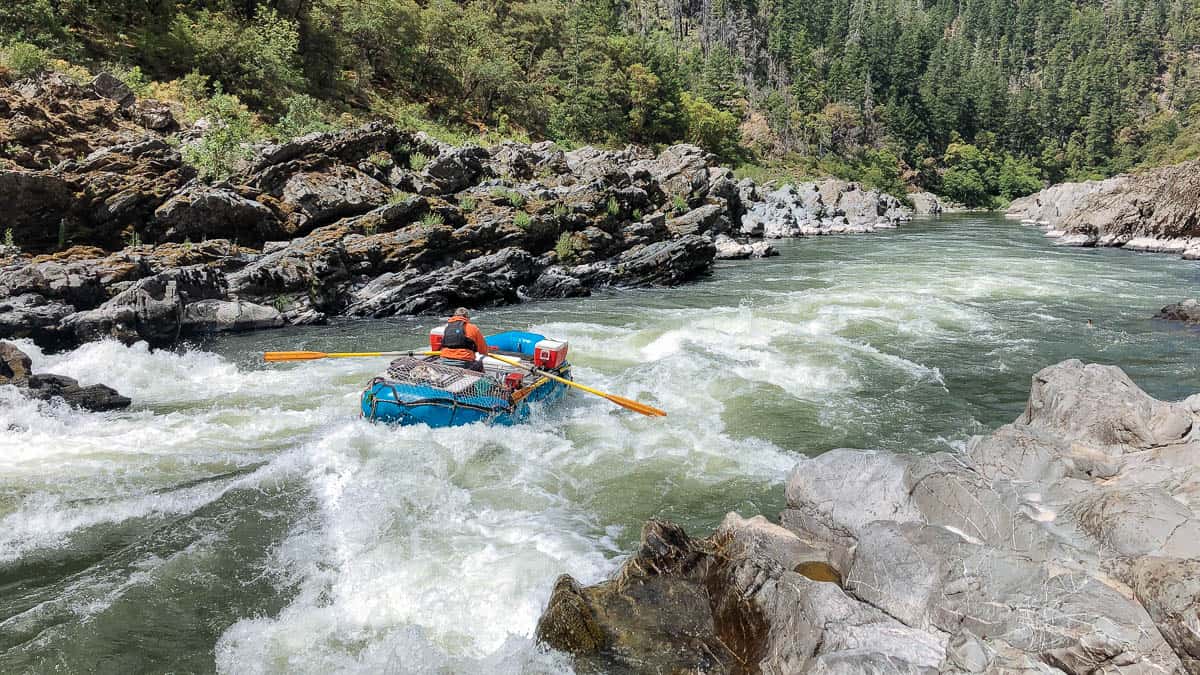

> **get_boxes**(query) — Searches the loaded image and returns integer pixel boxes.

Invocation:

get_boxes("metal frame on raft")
[361,369,560,426]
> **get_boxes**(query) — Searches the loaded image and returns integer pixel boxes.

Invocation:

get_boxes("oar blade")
[264,351,328,362]
[603,392,667,417]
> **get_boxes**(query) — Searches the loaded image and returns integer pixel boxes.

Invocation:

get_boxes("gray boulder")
[539,360,1200,673]
[713,234,777,260]
[1156,298,1200,325]
[152,184,280,244]
[279,165,391,231]
[0,340,129,411]
[63,265,228,346]
[1008,160,1200,258]
[180,299,283,334]
[666,203,729,236]
[849,520,1179,672]
[0,293,75,347]
[343,247,541,317]
[524,266,590,299]
[740,180,911,239]
[909,191,943,215]
[613,234,715,286]
[422,145,491,194]
[90,72,134,108]
[1116,557,1200,674]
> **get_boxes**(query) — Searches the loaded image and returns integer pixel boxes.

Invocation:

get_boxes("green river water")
[1,214,1198,673]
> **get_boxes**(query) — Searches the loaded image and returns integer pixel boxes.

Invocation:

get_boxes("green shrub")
[170,7,302,109]
[408,152,432,171]
[3,42,48,78]
[671,194,688,214]
[997,156,1043,200]
[554,232,586,262]
[680,91,740,161]
[3,228,16,250]
[117,65,151,97]
[513,211,532,229]
[0,1,63,49]
[940,167,991,208]
[389,191,415,204]
[273,94,333,140]
[605,196,620,216]
[368,151,393,168]
[490,187,525,207]
[459,196,477,212]
[181,87,257,181]
[632,208,643,220]
[553,203,570,218]
[419,212,444,227]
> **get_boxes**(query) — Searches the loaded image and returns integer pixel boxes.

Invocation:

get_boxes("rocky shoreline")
[1007,161,1200,260]
[536,360,1200,673]
[1,70,918,356]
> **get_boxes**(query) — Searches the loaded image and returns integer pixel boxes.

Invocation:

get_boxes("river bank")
[1006,160,1200,260]
[1,70,918,359]
[3,216,1199,673]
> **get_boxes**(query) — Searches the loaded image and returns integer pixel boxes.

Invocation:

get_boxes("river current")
[2,215,1198,673]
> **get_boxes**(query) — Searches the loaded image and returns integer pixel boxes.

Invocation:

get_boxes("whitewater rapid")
[2,216,1198,673]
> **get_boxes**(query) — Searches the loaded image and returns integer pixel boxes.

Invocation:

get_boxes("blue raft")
[360,331,571,427]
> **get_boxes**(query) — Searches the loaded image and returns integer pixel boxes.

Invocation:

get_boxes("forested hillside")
[2,0,1198,206]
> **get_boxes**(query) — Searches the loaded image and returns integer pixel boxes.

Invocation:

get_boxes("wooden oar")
[482,352,667,418]
[263,350,428,362]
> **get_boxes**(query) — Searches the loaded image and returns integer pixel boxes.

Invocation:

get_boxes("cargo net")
[384,357,512,401]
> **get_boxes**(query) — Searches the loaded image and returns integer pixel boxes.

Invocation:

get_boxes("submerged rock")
[713,234,777,260]
[0,340,130,411]
[1156,299,1200,325]
[537,359,1200,673]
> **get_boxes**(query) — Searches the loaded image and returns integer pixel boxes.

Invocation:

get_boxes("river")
[2,214,1198,673]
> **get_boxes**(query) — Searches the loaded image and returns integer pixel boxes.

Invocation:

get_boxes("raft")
[360,331,571,427]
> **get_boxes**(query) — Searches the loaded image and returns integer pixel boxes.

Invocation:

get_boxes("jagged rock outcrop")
[0,69,926,352]
[0,340,130,411]
[909,191,944,215]
[151,184,282,244]
[740,181,912,238]
[0,71,760,350]
[1007,160,1200,259]
[538,359,1200,674]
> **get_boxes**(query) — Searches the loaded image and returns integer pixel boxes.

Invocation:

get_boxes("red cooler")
[533,339,568,369]
[429,325,446,351]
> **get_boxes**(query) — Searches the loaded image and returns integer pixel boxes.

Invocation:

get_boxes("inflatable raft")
[360,331,571,427]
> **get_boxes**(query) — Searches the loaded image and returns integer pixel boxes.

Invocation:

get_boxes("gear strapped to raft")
[362,356,528,423]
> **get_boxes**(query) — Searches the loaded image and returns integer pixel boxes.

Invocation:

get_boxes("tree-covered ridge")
[1,0,1198,206]
[689,0,1200,196]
